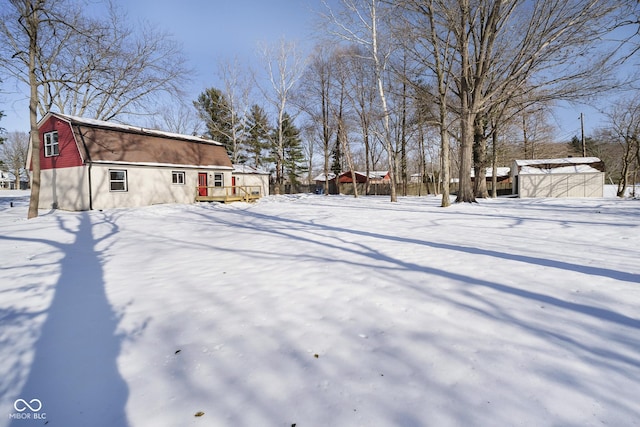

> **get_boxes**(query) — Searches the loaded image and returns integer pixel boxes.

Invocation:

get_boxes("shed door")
[198,173,208,196]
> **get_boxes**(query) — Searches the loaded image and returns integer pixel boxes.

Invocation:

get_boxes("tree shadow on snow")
[6,212,129,427]
[205,206,640,330]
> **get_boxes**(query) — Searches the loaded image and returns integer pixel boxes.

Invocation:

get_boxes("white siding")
[518,173,604,198]
[40,166,91,211]
[91,165,232,209]
[233,173,269,197]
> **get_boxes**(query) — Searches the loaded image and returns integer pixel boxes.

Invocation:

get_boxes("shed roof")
[471,167,510,178]
[513,157,605,174]
[233,164,270,175]
[514,157,601,166]
[42,112,232,169]
[314,172,337,182]
[519,165,603,175]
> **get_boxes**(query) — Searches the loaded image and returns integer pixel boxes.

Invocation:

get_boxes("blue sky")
[1,0,330,132]
[0,0,634,142]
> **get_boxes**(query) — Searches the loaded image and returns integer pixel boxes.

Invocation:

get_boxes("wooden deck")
[195,185,262,203]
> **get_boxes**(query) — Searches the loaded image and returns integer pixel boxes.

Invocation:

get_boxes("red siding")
[39,116,83,170]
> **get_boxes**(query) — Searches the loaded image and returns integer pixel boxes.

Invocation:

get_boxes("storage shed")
[511,157,605,198]
[232,164,270,197]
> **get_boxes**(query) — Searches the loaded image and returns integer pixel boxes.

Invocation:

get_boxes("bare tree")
[298,44,337,196]
[333,50,359,197]
[343,46,378,195]
[0,0,72,217]
[605,96,640,197]
[0,0,190,217]
[2,131,29,189]
[146,103,202,136]
[44,3,189,121]
[399,0,628,203]
[217,58,252,164]
[257,39,306,195]
[324,0,398,202]
[396,0,456,206]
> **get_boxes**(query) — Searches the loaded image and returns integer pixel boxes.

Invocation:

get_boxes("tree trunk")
[456,111,476,203]
[439,109,450,207]
[27,8,41,219]
[491,128,498,198]
[473,119,489,199]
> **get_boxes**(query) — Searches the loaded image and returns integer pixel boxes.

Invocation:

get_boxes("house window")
[172,171,185,185]
[109,169,128,192]
[214,173,224,187]
[44,131,59,157]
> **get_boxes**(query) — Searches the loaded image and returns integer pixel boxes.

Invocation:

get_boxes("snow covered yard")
[1,190,639,427]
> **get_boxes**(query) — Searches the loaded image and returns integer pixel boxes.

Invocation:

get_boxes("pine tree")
[568,135,598,157]
[330,139,342,176]
[244,104,271,167]
[193,88,234,155]
[274,113,307,187]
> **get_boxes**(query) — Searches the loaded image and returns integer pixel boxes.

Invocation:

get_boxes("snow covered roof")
[514,157,605,175]
[514,157,601,166]
[233,164,270,175]
[366,171,389,179]
[314,172,337,182]
[0,170,29,182]
[470,167,510,178]
[42,112,223,146]
[519,165,602,175]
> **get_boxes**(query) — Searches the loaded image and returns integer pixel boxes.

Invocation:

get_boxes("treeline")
[2,0,639,217]
[183,0,639,202]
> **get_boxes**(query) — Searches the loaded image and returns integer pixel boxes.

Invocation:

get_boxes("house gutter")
[76,126,93,211]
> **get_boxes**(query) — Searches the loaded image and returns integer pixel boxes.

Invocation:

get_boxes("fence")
[271,181,513,197]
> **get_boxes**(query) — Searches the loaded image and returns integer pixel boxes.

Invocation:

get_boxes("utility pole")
[580,113,586,157]
[522,114,529,159]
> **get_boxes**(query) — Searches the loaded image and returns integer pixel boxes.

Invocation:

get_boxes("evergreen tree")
[272,113,307,186]
[244,104,271,167]
[568,135,598,157]
[193,87,234,155]
[330,139,342,176]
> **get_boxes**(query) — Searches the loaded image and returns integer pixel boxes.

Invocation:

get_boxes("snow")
[519,165,603,175]
[232,164,270,175]
[46,112,222,146]
[470,167,511,178]
[1,189,639,427]
[514,157,602,166]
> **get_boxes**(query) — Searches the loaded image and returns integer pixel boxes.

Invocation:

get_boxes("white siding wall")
[91,165,232,209]
[518,173,604,198]
[40,166,91,211]
[233,174,269,196]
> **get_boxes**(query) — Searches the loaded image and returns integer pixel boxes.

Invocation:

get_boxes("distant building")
[511,157,605,198]
[0,170,29,190]
[232,164,270,197]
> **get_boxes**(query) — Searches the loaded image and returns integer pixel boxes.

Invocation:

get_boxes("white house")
[232,164,270,197]
[511,157,605,198]
[0,170,29,190]
[28,112,234,211]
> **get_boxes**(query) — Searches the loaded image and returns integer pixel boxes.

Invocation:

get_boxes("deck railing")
[195,185,263,203]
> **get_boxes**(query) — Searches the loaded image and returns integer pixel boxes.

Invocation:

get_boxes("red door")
[198,173,208,196]
[232,176,237,195]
